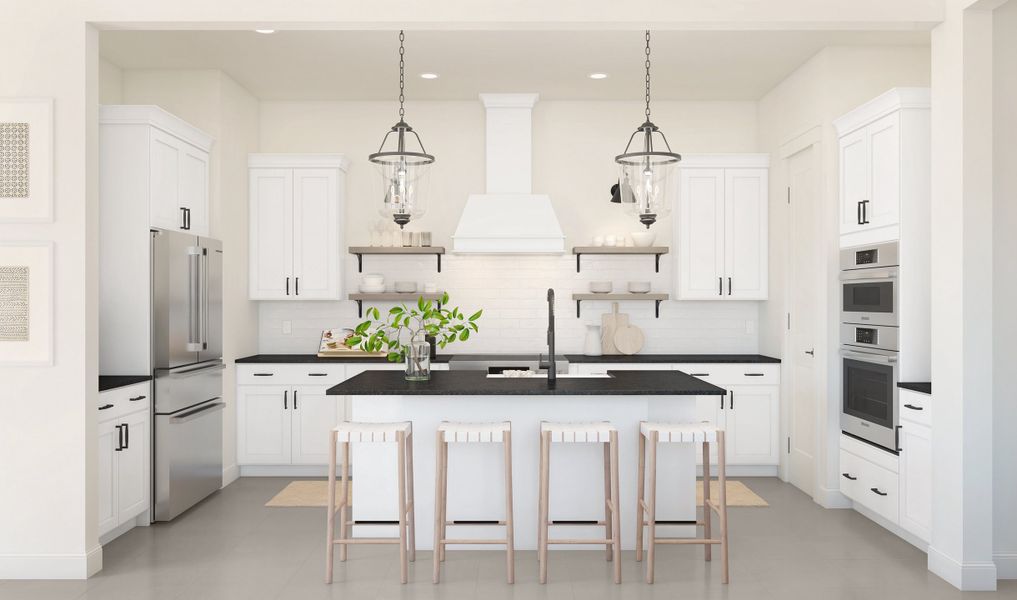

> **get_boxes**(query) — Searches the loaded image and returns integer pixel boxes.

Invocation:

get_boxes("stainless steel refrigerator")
[151,229,224,521]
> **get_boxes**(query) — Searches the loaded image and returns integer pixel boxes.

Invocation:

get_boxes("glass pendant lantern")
[615,31,681,229]
[369,31,435,229]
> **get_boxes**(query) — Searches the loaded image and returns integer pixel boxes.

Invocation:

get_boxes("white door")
[97,419,119,536]
[149,129,183,232]
[865,112,901,231]
[838,128,868,235]
[249,169,294,299]
[117,410,149,523]
[677,169,725,299]
[899,421,932,541]
[694,395,724,465]
[724,169,768,299]
[179,142,210,237]
[291,386,340,465]
[787,144,820,496]
[725,385,779,465]
[237,386,292,464]
[292,169,339,299]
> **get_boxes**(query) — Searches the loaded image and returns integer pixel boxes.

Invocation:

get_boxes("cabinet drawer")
[840,447,899,524]
[237,364,345,386]
[98,382,151,422]
[899,389,930,426]
[675,363,779,385]
[574,363,667,376]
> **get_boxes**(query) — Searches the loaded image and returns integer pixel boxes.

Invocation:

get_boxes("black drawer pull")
[870,487,888,497]
[253,373,274,377]
[129,395,146,402]
[689,373,710,377]
[841,473,857,481]
[115,425,124,451]
[308,373,328,377]
[99,403,114,411]
[744,373,765,377]
[903,403,924,411]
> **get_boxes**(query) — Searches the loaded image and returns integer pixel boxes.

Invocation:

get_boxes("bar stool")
[635,422,729,584]
[432,421,515,584]
[538,421,621,584]
[325,421,415,584]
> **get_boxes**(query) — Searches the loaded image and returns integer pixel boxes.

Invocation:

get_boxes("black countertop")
[565,353,780,364]
[236,354,453,364]
[327,369,726,396]
[99,375,152,392]
[898,382,932,395]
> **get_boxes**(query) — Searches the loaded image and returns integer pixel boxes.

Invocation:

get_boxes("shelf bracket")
[576,253,582,273]
[355,300,363,318]
[355,254,363,273]
[655,299,662,318]
[576,299,581,318]
[437,253,442,273]
[655,253,661,273]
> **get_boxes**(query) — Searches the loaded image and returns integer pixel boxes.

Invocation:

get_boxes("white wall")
[257,99,761,354]
[98,59,122,104]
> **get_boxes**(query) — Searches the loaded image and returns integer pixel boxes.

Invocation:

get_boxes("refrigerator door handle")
[200,248,209,350]
[186,246,203,352]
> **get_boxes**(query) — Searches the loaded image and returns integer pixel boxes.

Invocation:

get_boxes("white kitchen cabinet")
[291,385,339,465]
[237,385,292,465]
[96,382,151,541]
[724,385,779,465]
[834,88,930,247]
[97,420,120,535]
[840,433,899,525]
[249,155,348,301]
[898,388,932,542]
[117,409,150,523]
[676,155,768,300]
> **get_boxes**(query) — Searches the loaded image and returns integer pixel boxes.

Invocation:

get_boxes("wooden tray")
[316,349,390,358]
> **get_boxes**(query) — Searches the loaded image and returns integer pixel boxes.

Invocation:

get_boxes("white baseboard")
[928,545,998,591]
[0,545,102,579]
[853,503,927,552]
[815,485,852,509]
[695,465,778,477]
[240,465,333,477]
[222,463,240,486]
[995,552,1017,579]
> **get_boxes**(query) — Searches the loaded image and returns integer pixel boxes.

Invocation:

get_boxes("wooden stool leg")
[702,440,712,562]
[645,430,658,584]
[406,431,416,564]
[538,431,550,584]
[338,441,351,562]
[325,430,337,583]
[397,431,408,584]
[439,438,448,563]
[609,431,622,584]
[635,428,646,562]
[503,430,515,584]
[432,431,444,584]
[602,441,613,562]
[718,431,729,584]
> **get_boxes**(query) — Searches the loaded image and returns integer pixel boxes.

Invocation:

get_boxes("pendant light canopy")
[614,30,681,229]
[369,30,435,229]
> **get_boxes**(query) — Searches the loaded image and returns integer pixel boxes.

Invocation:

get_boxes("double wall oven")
[839,241,900,452]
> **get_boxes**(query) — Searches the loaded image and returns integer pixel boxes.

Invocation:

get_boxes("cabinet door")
[677,169,725,299]
[249,169,294,299]
[899,421,931,541]
[117,410,150,523]
[291,386,340,465]
[839,128,868,235]
[866,112,901,231]
[97,420,119,536]
[179,142,210,237]
[237,386,292,464]
[292,169,339,299]
[724,169,768,299]
[694,395,724,465]
[724,385,779,465]
[150,129,183,232]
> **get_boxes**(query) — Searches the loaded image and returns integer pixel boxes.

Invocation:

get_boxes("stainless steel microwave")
[840,242,899,327]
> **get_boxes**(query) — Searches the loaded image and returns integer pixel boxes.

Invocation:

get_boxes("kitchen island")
[327,369,725,551]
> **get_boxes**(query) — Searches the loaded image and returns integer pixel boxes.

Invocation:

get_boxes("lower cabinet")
[693,386,779,466]
[97,382,151,540]
[898,416,932,541]
[839,433,899,525]
[236,384,340,466]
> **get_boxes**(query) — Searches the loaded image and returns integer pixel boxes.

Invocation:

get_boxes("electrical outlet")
[282,320,292,335]
[745,320,755,335]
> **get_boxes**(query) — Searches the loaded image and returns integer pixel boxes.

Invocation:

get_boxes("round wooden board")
[613,324,645,355]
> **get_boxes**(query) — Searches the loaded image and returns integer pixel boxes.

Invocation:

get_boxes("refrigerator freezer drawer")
[154,400,224,521]
[154,360,224,415]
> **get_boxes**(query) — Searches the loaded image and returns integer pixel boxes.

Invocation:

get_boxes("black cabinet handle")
[180,207,188,229]
[253,373,274,377]
[718,277,722,296]
[728,277,732,296]
[129,395,146,402]
[861,200,870,224]
[857,201,863,225]
[689,373,710,377]
[284,390,288,410]
[730,390,734,410]
[870,487,888,497]
[744,373,765,377]
[719,394,725,410]
[99,403,114,411]
[841,473,857,481]
[285,277,290,296]
[124,422,129,450]
[308,373,328,377]
[295,277,299,296]
[293,390,298,410]
[903,403,924,411]
[115,425,124,451]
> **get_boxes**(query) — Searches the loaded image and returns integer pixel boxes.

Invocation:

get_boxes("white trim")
[927,546,998,591]
[677,153,770,169]
[695,465,778,477]
[815,485,853,509]
[479,93,539,108]
[99,104,214,150]
[779,126,823,159]
[222,463,240,487]
[0,545,102,579]
[832,87,930,136]
[240,464,338,477]
[995,552,1017,579]
[853,502,927,552]
[248,153,350,171]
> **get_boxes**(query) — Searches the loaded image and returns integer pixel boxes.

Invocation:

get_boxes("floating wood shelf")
[349,246,445,273]
[571,292,669,319]
[348,292,446,318]
[571,246,669,273]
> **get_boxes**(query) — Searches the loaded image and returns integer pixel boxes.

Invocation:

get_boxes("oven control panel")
[855,327,877,345]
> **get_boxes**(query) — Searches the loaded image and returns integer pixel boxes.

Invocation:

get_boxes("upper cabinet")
[100,105,213,237]
[249,154,349,300]
[834,88,930,247]
[675,155,769,300]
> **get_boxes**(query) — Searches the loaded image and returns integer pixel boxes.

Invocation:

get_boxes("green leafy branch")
[347,292,482,362]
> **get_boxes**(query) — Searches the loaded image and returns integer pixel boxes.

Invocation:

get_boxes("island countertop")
[327,369,725,396]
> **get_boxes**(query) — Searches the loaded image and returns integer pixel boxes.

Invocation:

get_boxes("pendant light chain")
[644,29,652,121]
[398,30,406,120]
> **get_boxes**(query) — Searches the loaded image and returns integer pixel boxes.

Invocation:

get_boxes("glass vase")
[405,340,432,381]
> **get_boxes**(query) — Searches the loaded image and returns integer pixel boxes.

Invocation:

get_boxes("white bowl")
[628,281,651,294]
[359,283,386,293]
[589,281,613,294]
[394,281,417,293]
[630,231,656,247]
[362,273,385,285]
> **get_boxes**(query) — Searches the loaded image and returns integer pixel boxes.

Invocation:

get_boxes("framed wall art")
[0,241,53,366]
[0,98,53,222]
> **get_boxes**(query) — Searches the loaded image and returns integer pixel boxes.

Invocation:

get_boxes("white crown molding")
[677,153,770,169]
[99,105,214,150]
[479,93,539,108]
[833,87,931,136]
[248,153,351,171]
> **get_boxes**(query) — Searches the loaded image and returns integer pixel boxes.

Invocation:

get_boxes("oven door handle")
[839,268,898,282]
[839,349,898,364]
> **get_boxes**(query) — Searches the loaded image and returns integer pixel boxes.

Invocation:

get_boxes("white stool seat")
[438,421,511,443]
[335,421,411,443]
[640,422,719,443]
[541,421,617,443]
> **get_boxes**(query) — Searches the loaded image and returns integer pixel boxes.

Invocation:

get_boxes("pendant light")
[614,30,681,228]
[369,30,435,229]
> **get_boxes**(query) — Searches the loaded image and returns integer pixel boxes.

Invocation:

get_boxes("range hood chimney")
[452,94,565,254]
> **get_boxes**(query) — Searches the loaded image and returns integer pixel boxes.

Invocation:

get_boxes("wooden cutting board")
[614,324,645,355]
[601,302,629,355]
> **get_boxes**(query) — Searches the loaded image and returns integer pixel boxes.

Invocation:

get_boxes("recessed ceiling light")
[420,73,439,80]
[588,72,609,80]
[254,29,276,34]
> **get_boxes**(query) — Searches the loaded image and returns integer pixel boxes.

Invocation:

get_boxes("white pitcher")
[584,324,603,356]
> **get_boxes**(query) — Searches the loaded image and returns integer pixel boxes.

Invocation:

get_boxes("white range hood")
[452,93,565,254]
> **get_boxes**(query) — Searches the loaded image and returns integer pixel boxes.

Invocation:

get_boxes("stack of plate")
[360,273,385,293]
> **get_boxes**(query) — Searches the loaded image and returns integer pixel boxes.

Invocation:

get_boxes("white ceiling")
[99,30,928,101]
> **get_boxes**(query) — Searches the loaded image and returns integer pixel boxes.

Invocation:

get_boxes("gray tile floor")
[2,477,1014,599]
